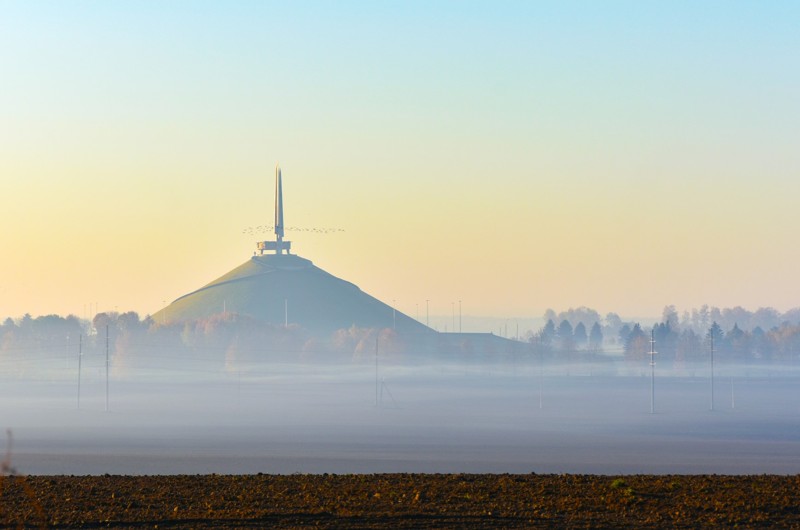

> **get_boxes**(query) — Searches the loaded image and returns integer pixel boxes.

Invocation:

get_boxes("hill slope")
[152,254,433,338]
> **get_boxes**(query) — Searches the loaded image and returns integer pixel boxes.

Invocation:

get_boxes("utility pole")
[709,326,715,411]
[538,340,544,409]
[77,334,82,409]
[105,324,110,412]
[649,328,657,414]
[426,300,429,327]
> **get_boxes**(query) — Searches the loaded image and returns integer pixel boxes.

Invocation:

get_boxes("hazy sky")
[2,1,799,322]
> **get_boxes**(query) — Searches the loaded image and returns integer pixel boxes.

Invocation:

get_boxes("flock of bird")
[241,225,345,236]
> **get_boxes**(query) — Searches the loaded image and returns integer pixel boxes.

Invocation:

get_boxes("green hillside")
[151,254,433,337]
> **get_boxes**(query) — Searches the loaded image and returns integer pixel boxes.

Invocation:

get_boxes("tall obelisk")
[256,164,292,255]
[274,164,285,254]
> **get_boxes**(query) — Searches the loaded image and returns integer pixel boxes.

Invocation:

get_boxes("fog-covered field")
[2,360,800,475]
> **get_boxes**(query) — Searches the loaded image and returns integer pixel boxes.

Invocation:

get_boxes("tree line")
[0,311,406,372]
[532,305,800,366]
[2,303,800,369]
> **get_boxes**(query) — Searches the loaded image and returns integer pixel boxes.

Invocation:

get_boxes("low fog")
[3,355,800,475]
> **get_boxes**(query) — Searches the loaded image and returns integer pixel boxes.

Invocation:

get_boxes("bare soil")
[2,473,799,528]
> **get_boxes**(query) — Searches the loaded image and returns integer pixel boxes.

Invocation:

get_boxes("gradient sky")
[1,1,799,324]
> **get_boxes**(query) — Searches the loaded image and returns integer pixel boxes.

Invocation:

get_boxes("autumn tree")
[604,312,623,346]
[707,322,724,347]
[573,322,587,349]
[557,319,574,353]
[726,323,749,361]
[750,326,773,360]
[589,322,603,351]
[624,324,648,361]
[537,319,556,351]
[653,322,677,363]
[661,305,679,330]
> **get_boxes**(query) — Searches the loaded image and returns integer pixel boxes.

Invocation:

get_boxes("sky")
[1,1,799,324]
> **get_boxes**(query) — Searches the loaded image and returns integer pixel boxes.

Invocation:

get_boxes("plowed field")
[2,473,799,528]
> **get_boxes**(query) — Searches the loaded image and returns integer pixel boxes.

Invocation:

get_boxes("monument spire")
[257,164,292,255]
[275,164,285,248]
